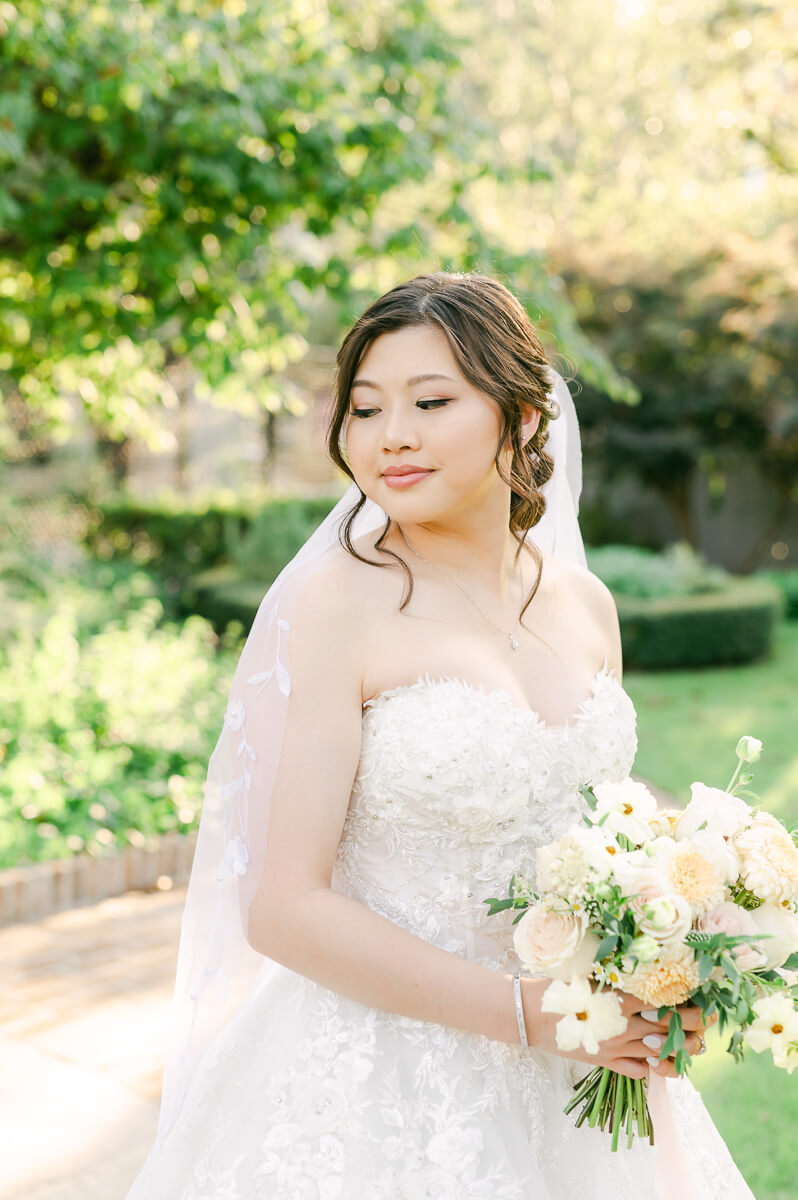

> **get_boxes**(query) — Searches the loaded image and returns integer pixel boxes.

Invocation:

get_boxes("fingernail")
[646,1056,661,1068]
[641,1009,660,1022]
[643,1034,665,1050]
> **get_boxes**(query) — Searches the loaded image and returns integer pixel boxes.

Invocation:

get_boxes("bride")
[125,272,755,1198]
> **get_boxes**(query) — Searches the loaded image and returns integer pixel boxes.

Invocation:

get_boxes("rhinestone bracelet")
[512,972,528,1047]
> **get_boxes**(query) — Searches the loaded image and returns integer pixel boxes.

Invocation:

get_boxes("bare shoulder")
[287,536,394,693]
[542,552,623,679]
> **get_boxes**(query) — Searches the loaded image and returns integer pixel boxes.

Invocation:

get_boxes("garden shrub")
[0,561,239,867]
[616,579,783,670]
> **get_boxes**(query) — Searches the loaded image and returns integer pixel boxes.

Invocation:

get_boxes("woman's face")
[342,324,540,519]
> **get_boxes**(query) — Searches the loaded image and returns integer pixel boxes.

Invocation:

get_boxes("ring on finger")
[695,1034,707,1056]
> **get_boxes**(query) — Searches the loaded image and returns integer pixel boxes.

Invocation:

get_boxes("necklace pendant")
[509,633,519,650]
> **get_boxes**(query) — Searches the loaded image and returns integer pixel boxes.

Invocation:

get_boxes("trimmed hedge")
[76,490,343,584]
[180,566,271,635]
[616,579,784,670]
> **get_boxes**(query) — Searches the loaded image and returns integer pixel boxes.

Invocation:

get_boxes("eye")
[348,399,451,419]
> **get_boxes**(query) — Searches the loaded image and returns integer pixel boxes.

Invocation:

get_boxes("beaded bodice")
[332,668,638,970]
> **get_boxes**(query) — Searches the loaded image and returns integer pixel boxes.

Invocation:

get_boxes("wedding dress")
[126,665,756,1200]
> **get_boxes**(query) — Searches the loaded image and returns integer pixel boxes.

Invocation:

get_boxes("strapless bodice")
[331,667,638,970]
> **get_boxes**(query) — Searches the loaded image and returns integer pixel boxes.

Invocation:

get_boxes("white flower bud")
[736,735,763,763]
[630,935,661,963]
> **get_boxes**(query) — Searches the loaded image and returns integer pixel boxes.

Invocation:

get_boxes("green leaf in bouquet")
[482,897,518,915]
[720,952,741,988]
[698,953,715,983]
[673,1048,691,1075]
[727,1029,746,1064]
[781,952,798,971]
[578,783,598,811]
[661,1010,685,1058]
[597,933,619,959]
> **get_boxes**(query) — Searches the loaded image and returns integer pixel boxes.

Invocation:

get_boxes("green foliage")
[754,569,798,621]
[625,617,798,822]
[1,0,623,461]
[586,542,731,599]
[616,580,783,671]
[78,488,342,582]
[0,557,238,868]
[586,540,784,668]
[562,239,798,565]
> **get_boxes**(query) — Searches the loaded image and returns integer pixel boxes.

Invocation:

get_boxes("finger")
[646,1056,678,1078]
[627,1015,672,1040]
[676,1007,713,1034]
[682,1032,706,1057]
[609,1057,650,1080]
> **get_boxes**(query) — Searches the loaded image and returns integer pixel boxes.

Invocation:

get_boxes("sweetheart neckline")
[361,660,629,732]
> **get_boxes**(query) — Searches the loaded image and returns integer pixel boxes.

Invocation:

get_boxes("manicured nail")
[646,1056,661,1068]
[641,1009,660,1022]
[643,1034,665,1050]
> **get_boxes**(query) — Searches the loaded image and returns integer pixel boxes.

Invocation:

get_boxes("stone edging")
[0,831,198,926]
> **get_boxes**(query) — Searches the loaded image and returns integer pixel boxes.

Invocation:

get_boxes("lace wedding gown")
[126,666,756,1200]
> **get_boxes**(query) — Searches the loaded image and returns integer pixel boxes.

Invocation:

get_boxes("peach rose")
[629,882,693,945]
[513,901,599,982]
[696,901,767,971]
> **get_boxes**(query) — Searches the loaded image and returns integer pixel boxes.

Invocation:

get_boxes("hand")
[523,977,718,1080]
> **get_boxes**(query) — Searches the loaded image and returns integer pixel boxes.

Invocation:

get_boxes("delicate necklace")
[396,525,524,651]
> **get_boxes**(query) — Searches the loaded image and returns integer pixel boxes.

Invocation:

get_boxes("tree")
[0,0,630,473]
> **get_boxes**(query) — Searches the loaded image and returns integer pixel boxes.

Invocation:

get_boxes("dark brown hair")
[325,270,563,629]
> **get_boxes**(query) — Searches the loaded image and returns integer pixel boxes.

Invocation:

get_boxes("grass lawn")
[623,618,798,1199]
[624,618,798,824]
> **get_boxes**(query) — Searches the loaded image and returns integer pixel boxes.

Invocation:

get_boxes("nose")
[381,404,421,454]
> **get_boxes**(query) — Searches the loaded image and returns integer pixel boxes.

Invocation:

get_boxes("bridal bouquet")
[484,736,798,1150]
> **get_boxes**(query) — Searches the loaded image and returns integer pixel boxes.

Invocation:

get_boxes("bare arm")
[245,562,522,1044]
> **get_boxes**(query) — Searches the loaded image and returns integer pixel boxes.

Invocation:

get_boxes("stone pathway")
[0,887,184,1200]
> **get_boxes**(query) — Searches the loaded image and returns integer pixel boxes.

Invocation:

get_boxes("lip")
[382,467,435,489]
[382,465,434,476]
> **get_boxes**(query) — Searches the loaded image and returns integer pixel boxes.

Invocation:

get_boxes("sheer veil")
[143,365,588,1158]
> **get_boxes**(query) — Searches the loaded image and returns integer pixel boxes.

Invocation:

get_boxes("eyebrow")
[350,373,457,390]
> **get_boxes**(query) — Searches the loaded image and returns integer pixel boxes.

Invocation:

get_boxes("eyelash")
[348,399,451,419]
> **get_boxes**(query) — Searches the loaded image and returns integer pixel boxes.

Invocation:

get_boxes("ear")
[520,405,542,445]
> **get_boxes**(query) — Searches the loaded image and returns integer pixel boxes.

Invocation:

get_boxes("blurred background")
[1,1,796,1197]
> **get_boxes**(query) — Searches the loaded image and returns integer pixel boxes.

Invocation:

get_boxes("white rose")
[513,900,598,981]
[633,887,693,945]
[612,851,671,898]
[748,902,798,970]
[674,782,753,841]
